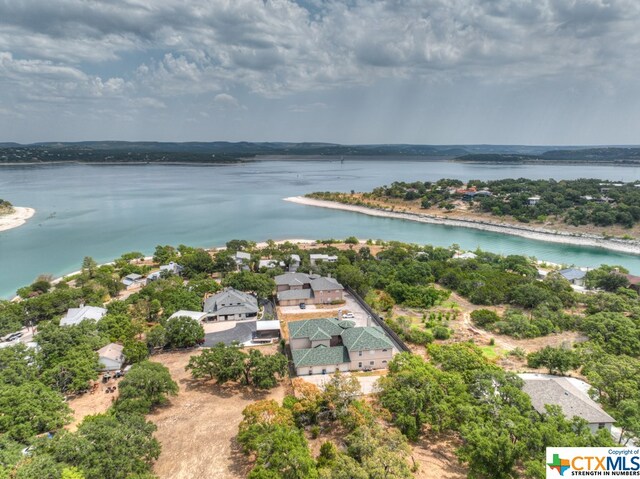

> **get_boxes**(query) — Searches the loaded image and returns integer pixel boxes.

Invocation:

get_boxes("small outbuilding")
[254,320,281,343]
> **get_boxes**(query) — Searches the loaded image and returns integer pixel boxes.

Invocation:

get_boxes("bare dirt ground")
[149,347,287,479]
[411,434,467,479]
[66,377,122,431]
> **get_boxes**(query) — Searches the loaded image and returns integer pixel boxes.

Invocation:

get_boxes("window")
[358,362,362,368]
[382,360,387,364]
[309,369,312,375]
[358,351,362,357]
[369,361,374,366]
[382,349,388,352]
[598,423,605,429]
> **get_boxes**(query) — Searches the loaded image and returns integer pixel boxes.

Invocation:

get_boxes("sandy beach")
[284,196,640,255]
[0,207,35,232]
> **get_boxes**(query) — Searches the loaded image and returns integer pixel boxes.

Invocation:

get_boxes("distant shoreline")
[284,196,640,255]
[0,207,36,232]
[2,156,640,166]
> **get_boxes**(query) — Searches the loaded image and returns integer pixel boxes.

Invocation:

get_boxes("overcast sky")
[1,0,639,145]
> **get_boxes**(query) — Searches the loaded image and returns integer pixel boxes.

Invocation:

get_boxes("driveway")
[203,320,257,346]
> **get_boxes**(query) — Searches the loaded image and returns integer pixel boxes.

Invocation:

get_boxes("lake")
[1,158,640,298]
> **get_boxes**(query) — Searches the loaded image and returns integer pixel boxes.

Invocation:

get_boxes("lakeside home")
[289,318,395,375]
[203,288,259,321]
[520,375,615,434]
[60,305,107,327]
[275,272,344,306]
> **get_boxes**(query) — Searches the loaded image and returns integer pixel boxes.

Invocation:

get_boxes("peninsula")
[287,177,640,254]
[0,200,35,232]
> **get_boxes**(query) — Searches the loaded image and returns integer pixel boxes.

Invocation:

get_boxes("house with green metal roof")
[288,318,395,376]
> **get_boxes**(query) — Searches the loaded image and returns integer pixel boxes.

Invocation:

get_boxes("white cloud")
[1,0,640,142]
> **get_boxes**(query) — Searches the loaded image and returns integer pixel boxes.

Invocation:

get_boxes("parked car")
[6,332,23,341]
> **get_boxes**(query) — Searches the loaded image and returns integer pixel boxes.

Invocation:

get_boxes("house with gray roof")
[557,268,587,286]
[203,288,258,321]
[275,272,344,306]
[122,273,146,290]
[60,305,107,327]
[289,318,395,375]
[234,251,251,271]
[521,375,615,433]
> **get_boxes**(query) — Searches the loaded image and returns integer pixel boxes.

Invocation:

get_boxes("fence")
[344,286,410,353]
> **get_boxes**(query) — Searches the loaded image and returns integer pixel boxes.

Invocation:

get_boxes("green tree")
[164,316,204,348]
[241,424,317,479]
[81,257,98,279]
[123,340,150,364]
[0,382,71,442]
[145,324,167,350]
[186,343,246,383]
[222,272,275,299]
[14,454,63,479]
[245,349,288,389]
[179,248,215,278]
[116,361,178,413]
[61,467,86,479]
[50,413,160,479]
[153,245,178,264]
[321,372,361,420]
[614,399,640,445]
[527,346,580,375]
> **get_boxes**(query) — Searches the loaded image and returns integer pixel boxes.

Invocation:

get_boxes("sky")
[0,0,639,145]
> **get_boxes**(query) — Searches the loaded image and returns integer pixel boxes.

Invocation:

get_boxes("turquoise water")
[1,159,640,298]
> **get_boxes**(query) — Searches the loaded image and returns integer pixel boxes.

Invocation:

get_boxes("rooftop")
[521,376,615,424]
[291,346,350,368]
[341,326,394,351]
[60,305,107,327]
[288,318,346,339]
[97,342,124,362]
[558,268,586,281]
[169,310,207,321]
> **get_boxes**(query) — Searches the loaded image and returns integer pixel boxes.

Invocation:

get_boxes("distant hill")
[0,141,638,164]
[455,147,640,164]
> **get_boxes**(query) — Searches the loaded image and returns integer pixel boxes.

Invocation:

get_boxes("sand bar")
[0,207,35,232]
[284,196,640,255]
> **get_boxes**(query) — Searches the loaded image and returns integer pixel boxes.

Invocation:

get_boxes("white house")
[60,306,107,327]
[147,262,184,282]
[98,343,125,371]
[309,254,338,265]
